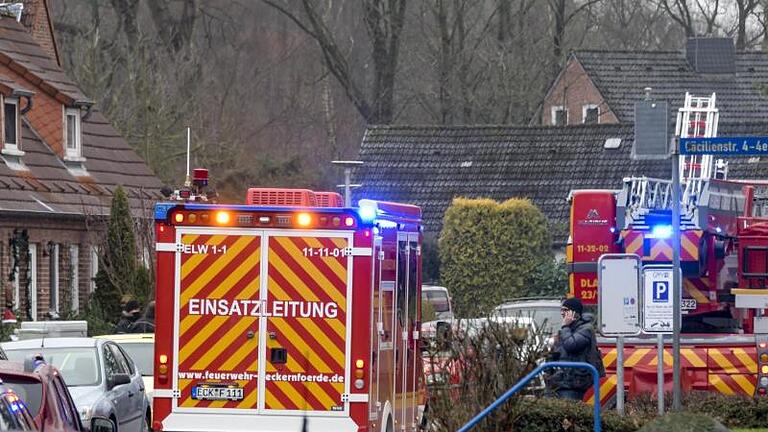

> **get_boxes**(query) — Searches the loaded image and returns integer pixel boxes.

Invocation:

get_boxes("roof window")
[2,97,21,156]
[64,107,82,160]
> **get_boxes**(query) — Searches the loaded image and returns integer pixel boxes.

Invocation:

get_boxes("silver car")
[1,337,151,432]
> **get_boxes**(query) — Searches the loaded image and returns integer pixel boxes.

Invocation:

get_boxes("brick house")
[0,1,163,320]
[540,38,768,125]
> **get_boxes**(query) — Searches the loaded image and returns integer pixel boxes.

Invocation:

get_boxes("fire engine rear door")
[262,231,352,415]
[173,229,263,412]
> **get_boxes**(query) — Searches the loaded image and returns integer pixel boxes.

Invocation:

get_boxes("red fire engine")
[152,175,425,432]
[567,93,768,405]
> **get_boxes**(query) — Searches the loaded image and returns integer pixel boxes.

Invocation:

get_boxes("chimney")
[17,0,60,66]
[685,37,735,74]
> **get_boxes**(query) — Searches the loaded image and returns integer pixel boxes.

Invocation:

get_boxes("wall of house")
[0,63,64,155]
[1,217,95,321]
[542,58,619,125]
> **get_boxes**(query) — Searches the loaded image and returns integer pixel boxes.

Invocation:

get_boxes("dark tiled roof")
[0,15,89,104]
[0,114,163,216]
[355,123,768,244]
[574,50,768,123]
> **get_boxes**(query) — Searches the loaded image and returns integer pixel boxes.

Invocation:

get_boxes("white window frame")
[582,104,600,124]
[3,97,19,152]
[551,105,568,126]
[29,244,37,321]
[64,107,81,159]
[90,246,98,293]
[70,245,79,313]
[50,243,59,314]
[12,262,19,311]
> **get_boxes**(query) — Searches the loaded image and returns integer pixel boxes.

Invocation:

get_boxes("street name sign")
[680,136,768,156]
[598,254,641,336]
[642,265,677,334]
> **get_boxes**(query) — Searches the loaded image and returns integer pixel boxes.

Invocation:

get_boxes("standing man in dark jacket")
[547,297,598,400]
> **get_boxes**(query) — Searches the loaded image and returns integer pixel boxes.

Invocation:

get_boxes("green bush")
[439,198,551,317]
[637,411,728,432]
[512,398,642,432]
[682,391,768,429]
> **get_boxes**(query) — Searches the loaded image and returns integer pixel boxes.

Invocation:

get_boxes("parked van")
[422,285,454,320]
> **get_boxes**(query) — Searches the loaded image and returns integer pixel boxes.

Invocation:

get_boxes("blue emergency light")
[357,200,378,223]
[651,225,673,239]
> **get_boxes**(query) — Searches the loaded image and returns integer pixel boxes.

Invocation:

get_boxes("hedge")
[637,411,729,432]
[438,197,552,317]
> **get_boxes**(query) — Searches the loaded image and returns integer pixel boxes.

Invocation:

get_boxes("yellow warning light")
[174,213,184,223]
[158,364,168,374]
[762,353,768,363]
[159,354,168,364]
[216,211,231,225]
[763,365,768,374]
[188,213,197,223]
[297,213,312,227]
[355,359,364,369]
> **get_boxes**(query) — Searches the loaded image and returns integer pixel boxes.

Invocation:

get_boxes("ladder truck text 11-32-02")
[152,175,425,432]
[567,93,768,406]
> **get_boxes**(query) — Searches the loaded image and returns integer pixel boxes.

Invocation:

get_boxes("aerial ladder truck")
[567,93,768,405]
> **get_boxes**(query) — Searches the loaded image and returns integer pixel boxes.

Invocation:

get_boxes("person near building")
[115,300,142,334]
[130,301,155,333]
[546,297,604,400]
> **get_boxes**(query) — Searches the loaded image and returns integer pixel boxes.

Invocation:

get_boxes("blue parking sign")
[653,281,669,303]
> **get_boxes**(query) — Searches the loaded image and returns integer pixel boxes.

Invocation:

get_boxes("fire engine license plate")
[191,386,243,401]
[681,299,697,310]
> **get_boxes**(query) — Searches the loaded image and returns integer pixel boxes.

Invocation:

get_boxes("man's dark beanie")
[562,297,583,315]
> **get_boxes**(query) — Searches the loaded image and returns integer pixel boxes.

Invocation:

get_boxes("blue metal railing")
[457,361,601,432]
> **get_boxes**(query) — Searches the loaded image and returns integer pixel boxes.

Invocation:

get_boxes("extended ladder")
[674,92,726,209]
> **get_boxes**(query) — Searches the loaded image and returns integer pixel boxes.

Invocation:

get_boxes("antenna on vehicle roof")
[184,127,191,188]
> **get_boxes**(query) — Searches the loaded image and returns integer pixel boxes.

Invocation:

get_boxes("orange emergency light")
[215,211,231,225]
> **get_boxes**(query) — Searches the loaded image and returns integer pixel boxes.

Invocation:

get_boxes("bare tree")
[260,0,406,125]
[658,0,723,37]
[547,0,603,71]
[735,0,760,49]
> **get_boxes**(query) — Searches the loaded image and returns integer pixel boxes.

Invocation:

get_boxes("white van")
[422,285,454,320]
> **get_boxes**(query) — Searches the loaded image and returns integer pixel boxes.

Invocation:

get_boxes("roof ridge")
[366,123,629,131]
[575,49,682,54]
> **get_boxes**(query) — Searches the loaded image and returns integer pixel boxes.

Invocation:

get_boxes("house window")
[583,104,599,124]
[29,243,37,321]
[70,245,79,313]
[90,246,98,293]
[551,106,568,126]
[50,243,59,315]
[64,108,81,158]
[4,98,18,151]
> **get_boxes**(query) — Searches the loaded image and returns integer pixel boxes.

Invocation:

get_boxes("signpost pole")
[616,335,624,416]
[672,137,682,410]
[657,334,664,415]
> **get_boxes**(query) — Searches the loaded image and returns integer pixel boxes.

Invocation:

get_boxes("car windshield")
[5,348,100,386]
[117,342,153,377]
[2,377,42,417]
[423,291,450,313]
[497,305,561,333]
